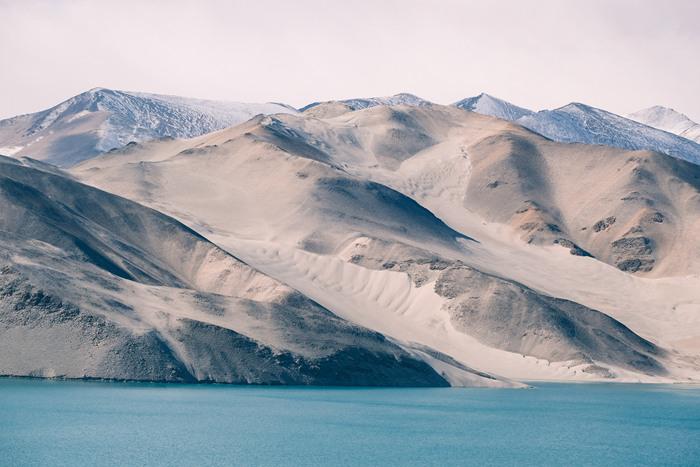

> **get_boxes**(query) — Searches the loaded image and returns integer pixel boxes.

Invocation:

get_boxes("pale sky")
[1,0,698,121]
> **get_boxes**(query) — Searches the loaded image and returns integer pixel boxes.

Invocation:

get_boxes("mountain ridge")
[453,93,534,121]
[300,93,432,113]
[515,103,700,165]
[0,88,296,166]
[628,105,700,144]
[447,94,700,165]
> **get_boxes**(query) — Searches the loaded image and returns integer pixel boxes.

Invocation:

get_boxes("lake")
[1,378,699,466]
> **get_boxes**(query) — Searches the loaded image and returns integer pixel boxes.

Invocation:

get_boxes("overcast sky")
[1,0,698,120]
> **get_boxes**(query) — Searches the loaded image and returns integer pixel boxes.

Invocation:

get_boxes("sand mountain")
[0,155,504,386]
[72,103,700,383]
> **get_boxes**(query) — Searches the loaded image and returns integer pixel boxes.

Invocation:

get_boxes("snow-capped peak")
[516,102,700,165]
[300,93,432,113]
[452,93,534,121]
[628,106,700,144]
[0,88,297,166]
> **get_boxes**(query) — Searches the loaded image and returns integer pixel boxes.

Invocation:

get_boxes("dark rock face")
[554,238,593,257]
[432,265,666,375]
[98,332,194,382]
[616,258,655,273]
[0,266,451,386]
[172,316,450,387]
[612,237,654,255]
[611,236,655,272]
[593,216,616,232]
[643,212,664,224]
[0,267,192,382]
[347,240,667,377]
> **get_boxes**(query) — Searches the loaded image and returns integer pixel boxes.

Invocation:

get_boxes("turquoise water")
[1,379,699,466]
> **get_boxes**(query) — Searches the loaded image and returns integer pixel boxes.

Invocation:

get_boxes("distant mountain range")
[2,88,698,167]
[452,93,700,165]
[628,105,700,144]
[1,88,699,386]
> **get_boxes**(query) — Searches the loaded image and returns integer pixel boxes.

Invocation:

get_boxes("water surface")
[1,379,699,466]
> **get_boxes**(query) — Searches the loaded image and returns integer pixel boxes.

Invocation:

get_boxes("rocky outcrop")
[434,265,664,374]
[349,242,666,376]
[0,265,452,386]
[611,236,655,272]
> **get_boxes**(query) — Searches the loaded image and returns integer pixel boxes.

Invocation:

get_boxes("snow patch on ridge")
[453,93,534,121]
[628,106,700,144]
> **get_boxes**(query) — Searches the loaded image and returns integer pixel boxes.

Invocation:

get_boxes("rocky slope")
[0,156,502,386]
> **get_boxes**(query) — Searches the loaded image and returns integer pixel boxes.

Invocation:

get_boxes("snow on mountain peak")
[453,93,534,121]
[517,103,700,165]
[0,88,296,166]
[300,93,432,113]
[557,102,592,112]
[628,106,700,144]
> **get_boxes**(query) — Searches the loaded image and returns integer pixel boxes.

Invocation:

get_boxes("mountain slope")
[628,106,700,144]
[515,103,700,165]
[0,155,501,387]
[0,88,296,167]
[301,93,431,117]
[450,96,700,165]
[72,104,700,382]
[453,93,534,121]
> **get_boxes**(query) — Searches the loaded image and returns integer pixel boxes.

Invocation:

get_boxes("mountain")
[0,88,296,167]
[628,106,700,144]
[72,103,700,383]
[3,90,699,385]
[300,93,431,117]
[513,103,700,165]
[0,155,505,386]
[450,96,700,165]
[453,93,534,121]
